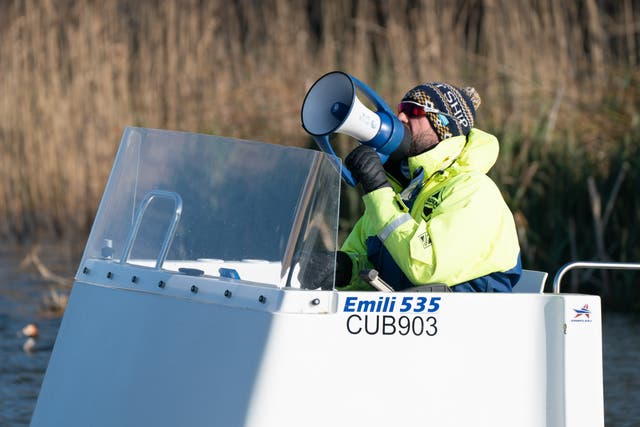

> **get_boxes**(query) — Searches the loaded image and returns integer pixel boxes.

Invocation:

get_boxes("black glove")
[345,145,391,194]
[300,251,353,290]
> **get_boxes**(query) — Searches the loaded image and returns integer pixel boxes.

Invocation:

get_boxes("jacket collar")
[407,135,466,180]
[406,128,499,181]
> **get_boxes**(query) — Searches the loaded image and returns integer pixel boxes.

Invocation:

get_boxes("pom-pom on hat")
[400,83,481,142]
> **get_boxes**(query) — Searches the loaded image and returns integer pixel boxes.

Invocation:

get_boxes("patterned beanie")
[401,83,481,141]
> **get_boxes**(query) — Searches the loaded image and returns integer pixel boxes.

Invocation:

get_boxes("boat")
[30,127,637,426]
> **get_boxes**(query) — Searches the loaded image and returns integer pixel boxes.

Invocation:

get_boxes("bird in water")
[21,323,39,353]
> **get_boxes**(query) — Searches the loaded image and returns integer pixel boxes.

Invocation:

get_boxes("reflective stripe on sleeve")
[378,213,413,242]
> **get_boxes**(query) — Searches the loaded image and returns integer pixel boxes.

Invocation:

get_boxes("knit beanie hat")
[400,83,481,142]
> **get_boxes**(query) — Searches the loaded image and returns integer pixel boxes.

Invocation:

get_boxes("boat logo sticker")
[570,304,592,323]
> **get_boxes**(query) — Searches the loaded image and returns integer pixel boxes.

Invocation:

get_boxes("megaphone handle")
[313,136,357,186]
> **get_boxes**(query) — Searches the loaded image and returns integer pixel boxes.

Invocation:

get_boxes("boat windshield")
[78,127,342,289]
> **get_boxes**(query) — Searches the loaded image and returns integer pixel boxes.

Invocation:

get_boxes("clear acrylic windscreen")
[79,127,341,289]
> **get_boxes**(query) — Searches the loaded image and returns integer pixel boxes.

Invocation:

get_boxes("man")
[334,82,521,292]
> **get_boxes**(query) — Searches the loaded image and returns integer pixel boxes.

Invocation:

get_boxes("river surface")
[0,243,639,426]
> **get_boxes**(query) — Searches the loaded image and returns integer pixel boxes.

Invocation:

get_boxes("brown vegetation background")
[1,0,639,306]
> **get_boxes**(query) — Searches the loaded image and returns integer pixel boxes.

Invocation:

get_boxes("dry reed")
[1,0,639,302]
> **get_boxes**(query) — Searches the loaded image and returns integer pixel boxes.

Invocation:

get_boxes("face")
[397,110,440,157]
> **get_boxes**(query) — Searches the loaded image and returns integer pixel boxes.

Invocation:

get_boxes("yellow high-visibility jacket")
[340,128,521,292]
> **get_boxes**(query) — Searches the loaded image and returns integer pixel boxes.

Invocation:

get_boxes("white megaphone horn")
[301,71,408,186]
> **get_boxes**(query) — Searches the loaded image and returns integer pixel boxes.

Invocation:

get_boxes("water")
[0,244,76,427]
[602,312,640,426]
[0,244,639,426]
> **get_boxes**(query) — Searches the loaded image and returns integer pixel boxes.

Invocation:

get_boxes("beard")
[408,131,440,157]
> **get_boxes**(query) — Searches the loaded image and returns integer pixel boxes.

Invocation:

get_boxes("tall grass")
[1,0,639,306]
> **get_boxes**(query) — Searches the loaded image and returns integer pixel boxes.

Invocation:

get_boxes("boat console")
[31,128,605,426]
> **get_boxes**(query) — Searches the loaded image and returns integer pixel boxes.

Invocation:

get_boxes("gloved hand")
[300,251,353,290]
[345,145,391,194]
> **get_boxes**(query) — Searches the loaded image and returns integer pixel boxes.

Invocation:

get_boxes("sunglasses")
[397,101,431,118]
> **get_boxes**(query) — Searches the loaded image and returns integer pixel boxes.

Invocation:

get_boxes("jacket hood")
[407,128,499,178]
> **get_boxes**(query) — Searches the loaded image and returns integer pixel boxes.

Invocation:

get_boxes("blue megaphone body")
[301,71,407,186]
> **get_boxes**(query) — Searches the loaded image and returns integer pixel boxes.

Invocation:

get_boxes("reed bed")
[1,0,638,306]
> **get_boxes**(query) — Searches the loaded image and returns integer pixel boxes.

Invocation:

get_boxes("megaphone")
[301,71,408,186]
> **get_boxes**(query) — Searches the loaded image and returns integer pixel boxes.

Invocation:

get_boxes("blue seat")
[512,269,547,293]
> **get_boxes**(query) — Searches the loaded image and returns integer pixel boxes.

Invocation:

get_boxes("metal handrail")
[552,261,640,294]
[120,190,183,269]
